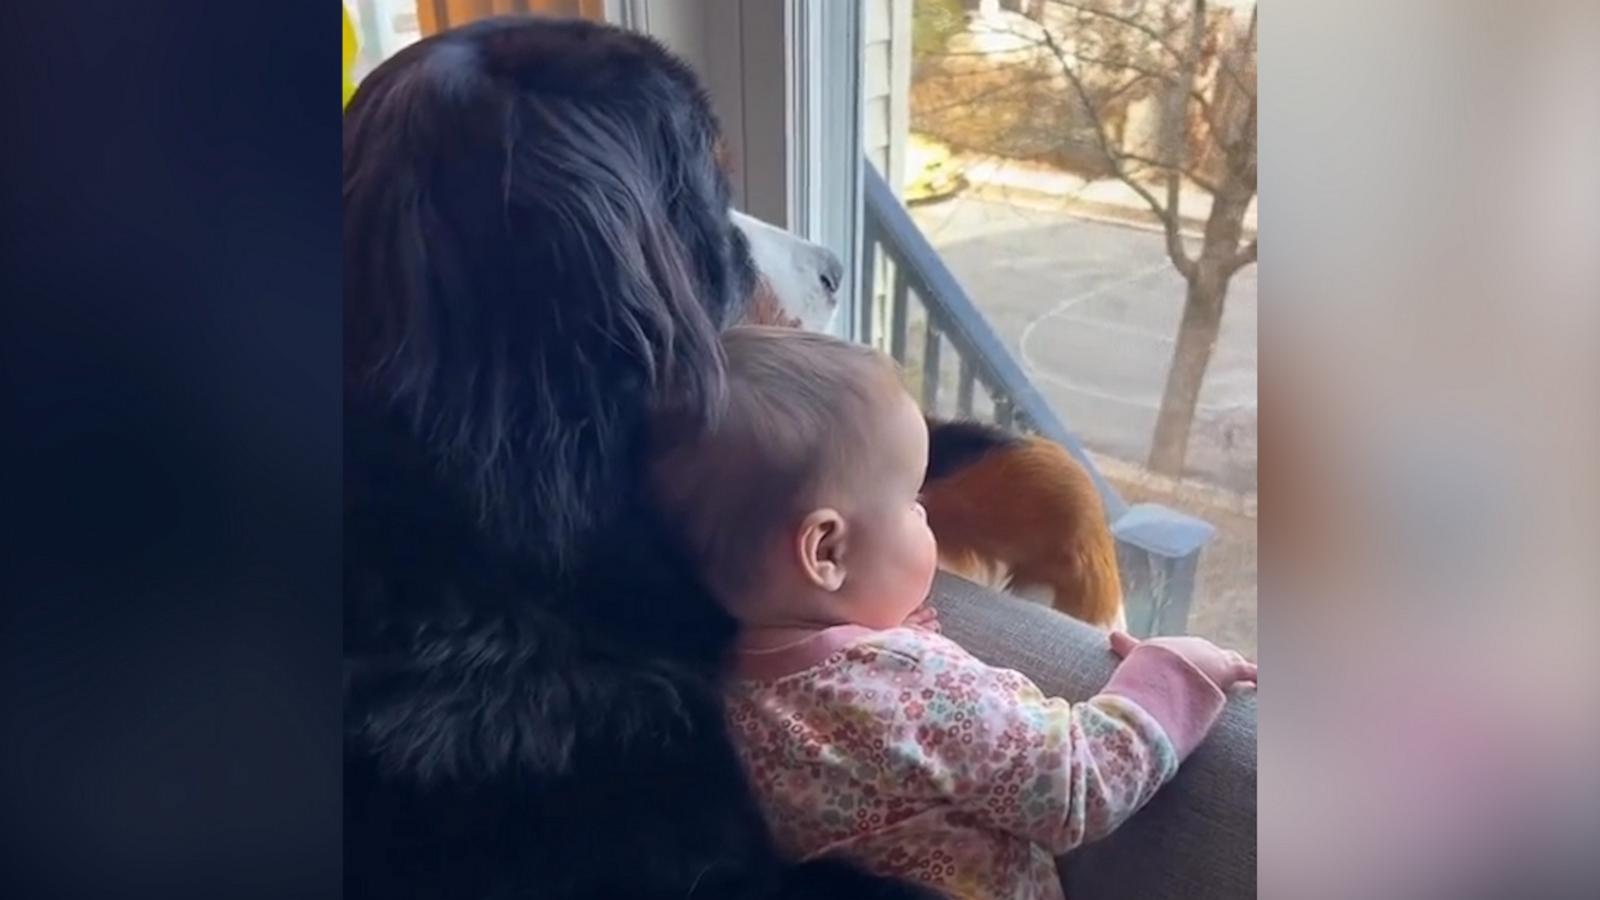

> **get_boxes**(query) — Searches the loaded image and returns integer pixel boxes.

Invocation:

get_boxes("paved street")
[911,194,1258,494]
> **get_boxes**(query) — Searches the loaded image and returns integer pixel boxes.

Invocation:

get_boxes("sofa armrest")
[931,572,1257,900]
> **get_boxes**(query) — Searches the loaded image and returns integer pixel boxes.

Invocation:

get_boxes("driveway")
[911,194,1258,494]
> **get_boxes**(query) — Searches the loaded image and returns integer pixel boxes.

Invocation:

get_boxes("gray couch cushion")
[931,572,1257,900]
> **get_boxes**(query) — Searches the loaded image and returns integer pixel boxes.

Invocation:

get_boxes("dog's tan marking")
[742,280,803,328]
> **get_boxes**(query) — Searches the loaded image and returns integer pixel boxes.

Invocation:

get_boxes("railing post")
[922,321,942,411]
[858,233,877,346]
[1111,504,1216,638]
[957,358,976,417]
[889,269,910,365]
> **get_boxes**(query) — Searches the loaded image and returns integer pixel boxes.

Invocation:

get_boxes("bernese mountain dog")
[342,14,1116,900]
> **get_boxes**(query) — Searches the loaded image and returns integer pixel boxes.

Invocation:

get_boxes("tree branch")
[1036,25,1195,279]
[1068,47,1219,109]
[966,7,1245,192]
[944,13,1240,143]
[1030,42,1229,139]
[911,69,1063,116]
[1226,238,1257,276]
[1041,0,1256,100]
[1154,1,1206,261]
[1232,97,1257,189]
[1044,0,1189,64]
[1116,152,1222,195]
[1166,0,1211,240]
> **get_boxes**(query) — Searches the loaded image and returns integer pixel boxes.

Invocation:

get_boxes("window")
[344,1,422,84]
[860,0,1258,654]
[343,0,1258,651]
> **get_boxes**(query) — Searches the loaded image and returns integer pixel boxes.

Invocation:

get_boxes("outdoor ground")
[909,188,1258,658]
[911,192,1258,494]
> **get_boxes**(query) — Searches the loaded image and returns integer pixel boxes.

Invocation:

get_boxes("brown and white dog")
[732,214,1125,630]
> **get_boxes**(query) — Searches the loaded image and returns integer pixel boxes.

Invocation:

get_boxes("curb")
[968,181,1207,238]
[1090,451,1258,519]
[964,179,1257,242]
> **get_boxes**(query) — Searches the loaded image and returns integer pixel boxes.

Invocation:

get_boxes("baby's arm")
[911,640,1227,854]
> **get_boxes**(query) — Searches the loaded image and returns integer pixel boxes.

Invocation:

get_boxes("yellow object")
[343,5,359,108]
[904,134,968,204]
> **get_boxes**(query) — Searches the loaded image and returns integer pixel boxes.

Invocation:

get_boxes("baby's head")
[652,326,937,631]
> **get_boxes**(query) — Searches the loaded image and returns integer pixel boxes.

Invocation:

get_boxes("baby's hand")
[902,604,941,633]
[1110,631,1256,691]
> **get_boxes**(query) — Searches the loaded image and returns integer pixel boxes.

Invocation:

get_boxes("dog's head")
[733,211,842,333]
[343,17,841,571]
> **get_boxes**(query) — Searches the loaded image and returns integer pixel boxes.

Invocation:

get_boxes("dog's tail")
[768,857,946,900]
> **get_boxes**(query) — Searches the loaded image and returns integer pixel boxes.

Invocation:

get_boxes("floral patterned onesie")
[726,625,1227,900]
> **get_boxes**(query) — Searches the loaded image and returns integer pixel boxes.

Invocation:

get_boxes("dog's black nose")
[819,253,844,295]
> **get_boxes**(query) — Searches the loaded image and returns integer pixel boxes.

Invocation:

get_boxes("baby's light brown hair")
[651,326,905,603]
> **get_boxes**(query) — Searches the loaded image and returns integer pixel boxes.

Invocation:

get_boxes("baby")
[652,327,1254,900]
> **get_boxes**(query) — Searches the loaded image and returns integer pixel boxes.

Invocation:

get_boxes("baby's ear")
[797,508,848,592]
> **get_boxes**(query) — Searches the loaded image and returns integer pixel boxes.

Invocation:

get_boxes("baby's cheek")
[917,522,939,584]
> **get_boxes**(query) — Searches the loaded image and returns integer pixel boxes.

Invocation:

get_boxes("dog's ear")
[343,34,731,573]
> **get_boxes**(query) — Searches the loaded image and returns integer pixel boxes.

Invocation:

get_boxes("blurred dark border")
[3,2,1597,899]
[0,3,340,898]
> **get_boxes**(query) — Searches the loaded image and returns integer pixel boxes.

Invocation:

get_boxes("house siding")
[864,0,911,196]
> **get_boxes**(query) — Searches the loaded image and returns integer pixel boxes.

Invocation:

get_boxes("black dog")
[343,17,939,900]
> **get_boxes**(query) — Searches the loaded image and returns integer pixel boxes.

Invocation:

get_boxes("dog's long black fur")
[924,418,1022,483]
[343,17,939,900]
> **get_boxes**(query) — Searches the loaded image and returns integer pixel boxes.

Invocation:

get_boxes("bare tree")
[923,0,1257,477]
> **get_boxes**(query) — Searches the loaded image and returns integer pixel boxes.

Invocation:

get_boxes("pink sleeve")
[900,637,1223,855]
[1100,643,1227,759]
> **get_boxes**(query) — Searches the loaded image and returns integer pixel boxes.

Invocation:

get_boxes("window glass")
[864,0,1258,654]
